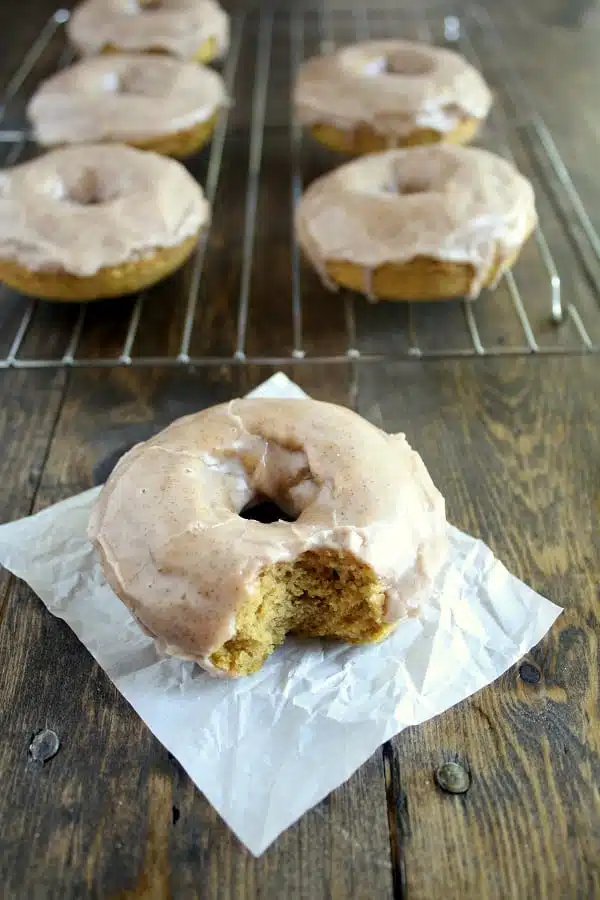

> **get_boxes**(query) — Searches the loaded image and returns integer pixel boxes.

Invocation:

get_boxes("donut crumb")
[210,549,392,676]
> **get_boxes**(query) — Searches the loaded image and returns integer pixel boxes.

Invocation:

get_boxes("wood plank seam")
[383,741,408,899]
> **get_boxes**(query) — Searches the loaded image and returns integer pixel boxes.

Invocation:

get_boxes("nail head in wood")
[519,661,541,684]
[28,729,60,764]
[435,761,470,794]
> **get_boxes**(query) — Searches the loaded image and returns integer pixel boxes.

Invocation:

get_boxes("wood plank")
[357,356,600,899]
[0,364,394,899]
[0,369,66,525]
[0,367,67,617]
[482,1,600,315]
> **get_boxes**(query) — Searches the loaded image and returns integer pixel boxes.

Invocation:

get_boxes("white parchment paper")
[0,372,562,855]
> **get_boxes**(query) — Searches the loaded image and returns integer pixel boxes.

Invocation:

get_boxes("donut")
[0,144,209,302]
[88,397,447,677]
[295,145,537,301]
[67,0,229,64]
[294,40,492,153]
[27,54,228,158]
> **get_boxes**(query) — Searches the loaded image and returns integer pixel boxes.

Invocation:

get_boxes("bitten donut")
[67,0,229,64]
[88,398,447,677]
[295,145,537,301]
[0,144,209,302]
[28,54,228,158]
[294,40,492,153]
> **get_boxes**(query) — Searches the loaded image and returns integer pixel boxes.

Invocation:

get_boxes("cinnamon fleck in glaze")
[88,398,447,674]
[68,0,230,62]
[0,144,209,276]
[295,145,537,298]
[294,40,492,141]
[28,54,228,147]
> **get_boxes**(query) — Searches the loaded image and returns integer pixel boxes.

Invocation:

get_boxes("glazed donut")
[294,40,492,153]
[28,54,228,158]
[295,145,536,301]
[88,397,447,677]
[0,144,209,302]
[67,0,229,64]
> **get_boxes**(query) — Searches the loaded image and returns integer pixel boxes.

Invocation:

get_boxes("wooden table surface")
[1,1,599,898]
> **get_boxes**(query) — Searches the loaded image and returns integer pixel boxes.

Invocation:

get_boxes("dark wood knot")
[435,761,470,795]
[519,661,541,684]
[28,729,60,764]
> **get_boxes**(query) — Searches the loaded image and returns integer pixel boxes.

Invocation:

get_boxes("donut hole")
[365,50,434,78]
[399,177,431,195]
[101,64,168,97]
[113,69,149,95]
[62,169,117,206]
[235,443,318,524]
[240,497,296,524]
[210,550,390,676]
[382,175,431,195]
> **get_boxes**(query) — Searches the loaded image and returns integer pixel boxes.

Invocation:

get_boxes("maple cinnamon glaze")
[67,0,229,63]
[28,54,227,155]
[88,398,447,675]
[295,145,537,301]
[294,40,492,151]
[0,144,209,300]
[0,145,207,275]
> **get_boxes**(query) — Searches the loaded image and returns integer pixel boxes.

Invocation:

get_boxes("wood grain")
[358,356,600,900]
[0,367,67,619]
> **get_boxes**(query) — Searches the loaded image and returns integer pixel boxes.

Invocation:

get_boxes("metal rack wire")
[0,5,599,368]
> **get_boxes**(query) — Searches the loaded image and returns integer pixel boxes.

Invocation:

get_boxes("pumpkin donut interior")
[211,548,391,676]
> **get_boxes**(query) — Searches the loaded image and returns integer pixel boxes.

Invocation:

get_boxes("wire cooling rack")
[0,5,599,368]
